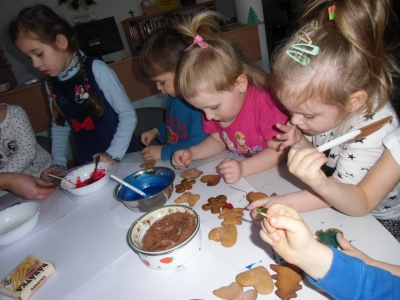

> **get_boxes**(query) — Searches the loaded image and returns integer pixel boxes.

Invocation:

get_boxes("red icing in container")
[75,168,106,188]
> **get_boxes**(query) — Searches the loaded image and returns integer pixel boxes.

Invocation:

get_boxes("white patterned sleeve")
[0,106,37,173]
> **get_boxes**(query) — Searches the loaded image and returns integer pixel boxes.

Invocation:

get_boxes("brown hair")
[175,11,269,99]
[9,4,103,126]
[271,0,399,117]
[139,27,189,78]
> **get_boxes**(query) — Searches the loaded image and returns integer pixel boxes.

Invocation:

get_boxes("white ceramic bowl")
[128,205,201,270]
[0,202,40,246]
[61,162,112,196]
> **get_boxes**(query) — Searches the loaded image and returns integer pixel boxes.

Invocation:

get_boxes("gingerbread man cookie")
[174,192,200,207]
[246,191,277,203]
[218,208,244,226]
[175,179,196,193]
[202,195,228,214]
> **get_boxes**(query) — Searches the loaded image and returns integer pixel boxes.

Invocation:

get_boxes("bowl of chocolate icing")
[128,205,201,270]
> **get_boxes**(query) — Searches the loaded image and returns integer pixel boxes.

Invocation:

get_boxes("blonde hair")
[271,0,399,116]
[176,11,269,99]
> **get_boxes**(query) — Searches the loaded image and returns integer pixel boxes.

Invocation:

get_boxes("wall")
[0,0,236,86]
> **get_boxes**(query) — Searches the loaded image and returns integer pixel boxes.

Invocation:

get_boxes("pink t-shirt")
[202,85,288,158]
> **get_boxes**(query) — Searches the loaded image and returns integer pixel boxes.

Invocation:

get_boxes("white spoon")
[110,175,146,197]
[48,174,76,186]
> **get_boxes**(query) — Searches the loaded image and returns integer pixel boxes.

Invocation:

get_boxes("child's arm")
[172,134,225,169]
[261,204,400,299]
[141,128,160,146]
[92,61,137,160]
[216,139,287,183]
[0,106,37,173]
[0,173,56,200]
[336,233,400,277]
[275,122,313,150]
[287,147,400,216]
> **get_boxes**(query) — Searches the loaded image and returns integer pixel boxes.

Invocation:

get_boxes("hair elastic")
[18,14,58,34]
[184,34,208,52]
[328,5,336,20]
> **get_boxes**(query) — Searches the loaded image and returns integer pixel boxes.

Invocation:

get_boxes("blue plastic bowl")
[114,167,175,212]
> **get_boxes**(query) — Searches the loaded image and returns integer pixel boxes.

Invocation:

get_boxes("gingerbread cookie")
[202,195,228,214]
[175,179,196,193]
[213,282,257,300]
[174,192,200,207]
[246,192,277,203]
[270,262,303,300]
[208,225,237,247]
[219,208,244,226]
[200,174,222,186]
[180,168,203,180]
[315,228,343,248]
[140,160,156,168]
[236,266,274,295]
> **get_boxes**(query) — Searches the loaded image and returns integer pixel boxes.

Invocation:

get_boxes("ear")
[236,74,248,93]
[55,34,69,50]
[347,91,368,113]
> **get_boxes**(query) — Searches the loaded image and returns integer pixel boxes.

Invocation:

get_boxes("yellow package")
[0,255,55,300]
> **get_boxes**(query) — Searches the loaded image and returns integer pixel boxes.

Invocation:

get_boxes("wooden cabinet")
[121,1,216,56]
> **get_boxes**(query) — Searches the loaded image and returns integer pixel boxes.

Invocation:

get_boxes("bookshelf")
[121,1,216,56]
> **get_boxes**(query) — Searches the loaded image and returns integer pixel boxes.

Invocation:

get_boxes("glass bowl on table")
[60,162,112,196]
[113,167,175,212]
[127,204,201,270]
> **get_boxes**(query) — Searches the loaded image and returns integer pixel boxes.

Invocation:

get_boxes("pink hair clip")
[49,92,56,99]
[184,34,208,52]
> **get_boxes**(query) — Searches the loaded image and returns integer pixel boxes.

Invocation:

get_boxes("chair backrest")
[134,107,166,146]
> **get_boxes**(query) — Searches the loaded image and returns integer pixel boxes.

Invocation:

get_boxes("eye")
[37,53,43,57]
[304,115,315,120]
[210,106,218,110]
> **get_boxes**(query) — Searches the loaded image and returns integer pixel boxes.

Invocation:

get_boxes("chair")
[134,107,166,147]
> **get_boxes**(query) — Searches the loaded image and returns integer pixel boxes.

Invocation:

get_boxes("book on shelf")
[129,26,142,49]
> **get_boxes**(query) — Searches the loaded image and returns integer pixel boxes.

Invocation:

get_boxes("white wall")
[1,0,236,86]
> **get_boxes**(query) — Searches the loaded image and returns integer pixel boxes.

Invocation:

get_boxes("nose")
[204,110,215,121]
[31,57,41,69]
[290,113,303,125]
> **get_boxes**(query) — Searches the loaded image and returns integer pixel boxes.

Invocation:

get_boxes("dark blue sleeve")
[156,122,167,144]
[309,247,400,300]
[160,98,208,160]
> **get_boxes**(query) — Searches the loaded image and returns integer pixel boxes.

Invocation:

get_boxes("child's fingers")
[336,233,355,251]
[246,198,270,210]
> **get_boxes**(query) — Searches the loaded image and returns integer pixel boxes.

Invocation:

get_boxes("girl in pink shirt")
[172,11,288,183]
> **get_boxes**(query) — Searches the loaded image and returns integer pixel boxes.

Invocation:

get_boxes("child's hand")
[336,233,372,263]
[216,158,244,184]
[141,128,159,146]
[172,149,193,169]
[141,145,162,161]
[11,173,57,200]
[260,204,333,279]
[41,166,65,181]
[93,153,116,165]
[287,148,328,191]
[275,122,303,150]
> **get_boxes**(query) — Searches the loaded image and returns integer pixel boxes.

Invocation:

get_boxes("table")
[1,151,400,300]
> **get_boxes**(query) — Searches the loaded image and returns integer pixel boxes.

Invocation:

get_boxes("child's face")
[283,98,345,135]
[15,36,72,77]
[151,72,179,97]
[187,89,245,127]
